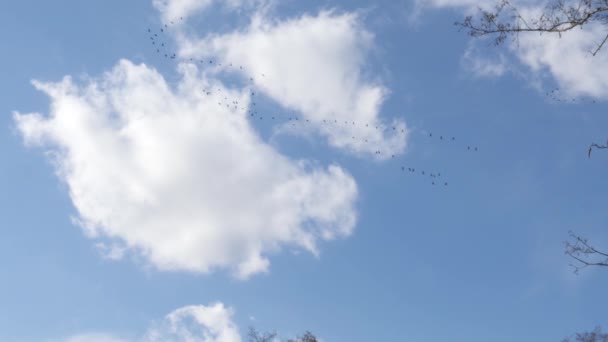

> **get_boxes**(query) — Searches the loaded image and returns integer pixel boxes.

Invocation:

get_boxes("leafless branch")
[563,326,608,342]
[591,32,608,55]
[249,328,318,342]
[565,231,608,274]
[457,0,608,54]
[287,332,318,342]
[248,327,277,342]
[587,139,608,158]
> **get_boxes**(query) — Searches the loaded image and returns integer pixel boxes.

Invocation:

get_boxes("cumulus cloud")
[515,22,608,98]
[178,10,408,158]
[14,59,357,279]
[423,0,608,99]
[62,303,241,342]
[144,303,241,342]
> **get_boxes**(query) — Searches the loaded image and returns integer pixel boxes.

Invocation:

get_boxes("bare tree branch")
[287,332,318,342]
[588,139,608,158]
[563,326,608,342]
[248,327,277,342]
[456,0,608,53]
[591,32,608,55]
[565,231,608,274]
[248,328,318,342]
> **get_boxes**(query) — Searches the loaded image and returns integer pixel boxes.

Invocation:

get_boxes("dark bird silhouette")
[588,140,608,158]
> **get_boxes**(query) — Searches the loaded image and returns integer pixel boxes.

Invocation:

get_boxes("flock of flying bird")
[145,21,482,188]
[545,87,598,104]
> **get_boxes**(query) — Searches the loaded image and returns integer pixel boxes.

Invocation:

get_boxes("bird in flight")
[588,140,608,158]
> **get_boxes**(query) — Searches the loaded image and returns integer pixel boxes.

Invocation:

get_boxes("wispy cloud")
[153,0,266,23]
[461,44,507,78]
[177,10,408,158]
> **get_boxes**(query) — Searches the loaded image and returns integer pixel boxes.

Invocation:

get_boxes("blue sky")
[1,0,607,341]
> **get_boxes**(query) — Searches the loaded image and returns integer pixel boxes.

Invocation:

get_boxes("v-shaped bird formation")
[144,21,483,188]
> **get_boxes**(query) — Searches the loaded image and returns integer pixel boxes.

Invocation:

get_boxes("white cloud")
[64,333,129,342]
[14,59,357,279]
[153,0,213,23]
[515,22,608,98]
[62,302,319,342]
[462,44,507,78]
[421,0,540,11]
[144,303,241,342]
[62,303,241,342]
[422,0,492,8]
[424,0,608,99]
[178,10,408,158]
[153,0,263,23]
